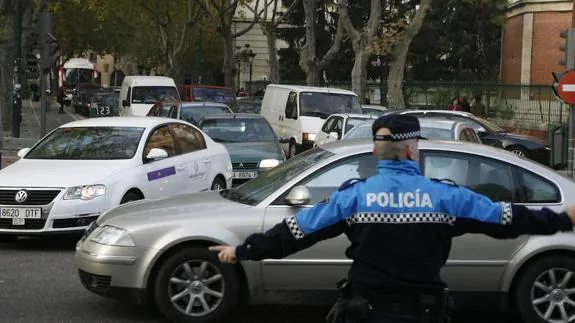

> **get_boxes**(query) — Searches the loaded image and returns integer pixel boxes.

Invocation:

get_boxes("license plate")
[232,171,258,179]
[0,207,42,219]
[92,106,111,116]
[12,218,25,225]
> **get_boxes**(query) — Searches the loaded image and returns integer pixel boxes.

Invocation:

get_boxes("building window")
[104,64,110,73]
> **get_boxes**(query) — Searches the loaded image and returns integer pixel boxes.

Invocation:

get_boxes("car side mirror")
[145,148,168,162]
[17,148,30,158]
[122,99,130,107]
[279,137,290,144]
[286,186,310,206]
[329,131,339,140]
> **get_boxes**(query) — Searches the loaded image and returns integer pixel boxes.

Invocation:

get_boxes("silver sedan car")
[75,139,575,323]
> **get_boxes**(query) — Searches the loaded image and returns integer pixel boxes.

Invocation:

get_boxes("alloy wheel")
[531,268,575,323]
[168,260,225,317]
[511,149,527,157]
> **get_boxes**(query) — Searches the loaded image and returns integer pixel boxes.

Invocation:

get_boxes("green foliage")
[409,0,506,82]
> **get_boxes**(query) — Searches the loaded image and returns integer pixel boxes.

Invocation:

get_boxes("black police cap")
[371,114,424,141]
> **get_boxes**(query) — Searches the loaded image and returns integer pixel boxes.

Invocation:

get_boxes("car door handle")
[176,166,185,171]
[203,159,210,164]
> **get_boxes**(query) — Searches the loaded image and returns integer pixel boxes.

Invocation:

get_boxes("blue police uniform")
[233,115,574,322]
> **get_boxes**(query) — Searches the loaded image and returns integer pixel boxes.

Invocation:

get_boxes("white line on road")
[563,84,575,92]
[64,106,81,121]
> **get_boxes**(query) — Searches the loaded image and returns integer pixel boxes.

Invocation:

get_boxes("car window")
[343,123,373,140]
[458,129,469,141]
[131,86,178,104]
[518,169,561,203]
[168,105,178,119]
[322,117,336,133]
[331,117,344,135]
[420,127,453,140]
[180,105,232,125]
[144,125,177,157]
[423,151,515,202]
[346,118,369,133]
[464,129,480,143]
[200,118,276,143]
[294,154,378,204]
[170,123,206,154]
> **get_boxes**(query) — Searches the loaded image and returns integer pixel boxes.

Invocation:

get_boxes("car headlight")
[64,185,106,200]
[260,159,282,169]
[89,225,135,247]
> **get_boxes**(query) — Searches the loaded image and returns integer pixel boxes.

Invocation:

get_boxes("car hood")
[223,142,282,161]
[97,190,248,228]
[0,159,133,187]
[501,132,547,145]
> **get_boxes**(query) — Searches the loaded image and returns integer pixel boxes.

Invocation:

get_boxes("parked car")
[392,110,551,166]
[146,100,180,118]
[233,99,262,114]
[314,113,377,147]
[361,104,388,116]
[0,117,232,239]
[198,114,286,186]
[75,139,574,323]
[343,118,482,144]
[89,91,120,117]
[163,102,233,126]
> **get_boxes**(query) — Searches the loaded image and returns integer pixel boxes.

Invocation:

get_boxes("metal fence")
[278,81,568,129]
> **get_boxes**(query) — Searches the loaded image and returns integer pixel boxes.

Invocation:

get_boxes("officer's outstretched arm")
[444,185,573,237]
[235,188,357,261]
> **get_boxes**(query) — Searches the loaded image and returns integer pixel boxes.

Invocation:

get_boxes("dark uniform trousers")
[366,313,414,323]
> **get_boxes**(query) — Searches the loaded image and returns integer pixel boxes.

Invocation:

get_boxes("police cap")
[372,114,425,141]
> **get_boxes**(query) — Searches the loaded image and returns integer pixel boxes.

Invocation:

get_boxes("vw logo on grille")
[14,190,28,203]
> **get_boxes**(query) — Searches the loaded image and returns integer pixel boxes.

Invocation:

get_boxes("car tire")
[288,140,297,159]
[120,192,142,204]
[507,145,530,159]
[210,177,226,191]
[153,247,239,323]
[514,256,575,323]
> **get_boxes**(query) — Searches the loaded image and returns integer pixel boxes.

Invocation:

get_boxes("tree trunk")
[299,0,320,86]
[0,42,13,132]
[351,37,370,103]
[263,24,280,84]
[387,0,433,109]
[222,35,235,89]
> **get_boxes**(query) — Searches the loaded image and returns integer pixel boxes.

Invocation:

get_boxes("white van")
[119,76,180,116]
[260,84,362,158]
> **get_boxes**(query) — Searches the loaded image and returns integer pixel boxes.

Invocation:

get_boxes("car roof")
[399,109,475,117]
[180,101,230,108]
[266,84,357,96]
[59,117,180,128]
[202,113,264,120]
[330,113,376,119]
[419,119,460,130]
[362,105,387,110]
[321,138,520,163]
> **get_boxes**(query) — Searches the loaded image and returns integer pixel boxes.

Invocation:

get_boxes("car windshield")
[299,92,362,118]
[131,86,178,104]
[25,127,145,160]
[200,118,276,143]
[180,105,231,124]
[346,117,370,133]
[343,122,373,140]
[91,93,115,106]
[471,116,506,132]
[222,148,335,205]
[420,127,453,140]
[63,68,95,88]
[192,88,234,104]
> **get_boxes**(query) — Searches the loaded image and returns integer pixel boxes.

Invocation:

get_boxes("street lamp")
[247,50,256,95]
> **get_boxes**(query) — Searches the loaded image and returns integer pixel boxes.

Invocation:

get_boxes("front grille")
[0,189,61,205]
[232,162,258,169]
[0,218,46,230]
[79,270,111,292]
[53,216,98,229]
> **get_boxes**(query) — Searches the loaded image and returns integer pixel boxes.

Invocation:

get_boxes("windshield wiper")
[304,111,330,119]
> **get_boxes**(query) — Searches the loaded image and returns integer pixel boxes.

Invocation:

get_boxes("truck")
[58,58,100,107]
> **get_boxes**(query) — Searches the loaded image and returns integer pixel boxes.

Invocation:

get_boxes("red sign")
[558,71,575,104]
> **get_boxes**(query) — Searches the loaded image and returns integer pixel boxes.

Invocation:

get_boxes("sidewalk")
[1,100,83,168]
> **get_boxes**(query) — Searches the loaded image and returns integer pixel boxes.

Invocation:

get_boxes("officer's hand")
[209,245,237,264]
[566,205,575,224]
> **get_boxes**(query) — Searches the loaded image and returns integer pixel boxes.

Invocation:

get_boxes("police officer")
[210,114,575,323]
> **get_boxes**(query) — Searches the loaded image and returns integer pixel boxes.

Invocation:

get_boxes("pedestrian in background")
[459,96,471,113]
[447,97,462,111]
[471,95,486,117]
[209,114,575,323]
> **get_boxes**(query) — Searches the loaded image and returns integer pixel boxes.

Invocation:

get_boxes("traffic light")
[559,28,575,69]
[553,71,564,99]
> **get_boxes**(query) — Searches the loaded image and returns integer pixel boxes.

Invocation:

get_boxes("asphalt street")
[0,236,519,323]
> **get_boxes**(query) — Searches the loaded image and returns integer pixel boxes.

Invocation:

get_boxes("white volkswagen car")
[0,117,232,239]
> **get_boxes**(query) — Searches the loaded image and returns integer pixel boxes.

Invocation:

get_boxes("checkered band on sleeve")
[500,202,513,225]
[285,215,305,239]
[345,212,456,225]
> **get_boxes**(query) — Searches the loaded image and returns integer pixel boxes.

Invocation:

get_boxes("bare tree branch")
[317,7,346,70]
[272,0,300,27]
